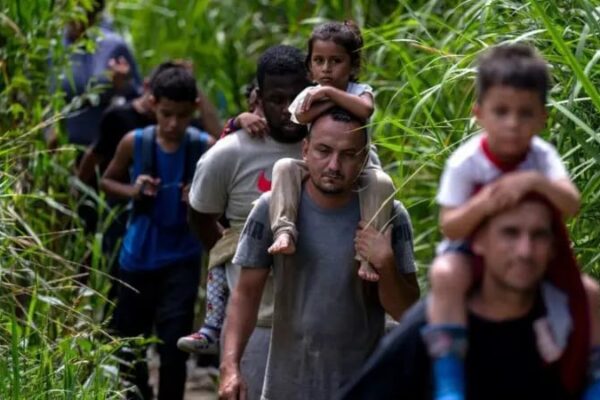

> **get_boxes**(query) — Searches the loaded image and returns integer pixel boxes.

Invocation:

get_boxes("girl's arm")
[295,100,336,125]
[301,86,374,120]
[235,112,269,137]
[219,111,269,138]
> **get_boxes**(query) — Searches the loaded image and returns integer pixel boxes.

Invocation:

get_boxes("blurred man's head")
[472,198,555,294]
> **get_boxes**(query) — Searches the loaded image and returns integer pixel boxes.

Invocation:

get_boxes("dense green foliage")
[115,0,600,273]
[1,0,599,397]
[1,1,127,398]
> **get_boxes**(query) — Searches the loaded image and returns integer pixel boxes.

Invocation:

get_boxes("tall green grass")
[1,1,125,398]
[117,0,600,276]
[365,0,600,273]
[1,0,600,397]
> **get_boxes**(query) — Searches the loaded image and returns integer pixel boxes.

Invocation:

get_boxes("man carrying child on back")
[178,45,311,400]
[422,44,600,400]
[100,65,211,400]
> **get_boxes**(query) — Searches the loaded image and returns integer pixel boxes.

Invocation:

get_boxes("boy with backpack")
[100,65,210,400]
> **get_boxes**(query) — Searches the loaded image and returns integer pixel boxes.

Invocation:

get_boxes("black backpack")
[132,125,207,216]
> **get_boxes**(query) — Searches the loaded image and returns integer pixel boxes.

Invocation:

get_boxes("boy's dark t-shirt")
[339,300,571,400]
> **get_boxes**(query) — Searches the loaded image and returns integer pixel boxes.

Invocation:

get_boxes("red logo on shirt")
[257,170,272,192]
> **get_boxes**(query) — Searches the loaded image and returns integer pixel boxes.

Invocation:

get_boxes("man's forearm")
[378,258,420,320]
[187,208,223,250]
[220,269,267,373]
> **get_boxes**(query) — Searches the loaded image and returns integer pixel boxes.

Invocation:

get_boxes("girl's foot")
[177,329,219,355]
[358,260,379,282]
[268,232,296,255]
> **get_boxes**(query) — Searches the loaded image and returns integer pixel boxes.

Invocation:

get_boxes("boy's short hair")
[150,64,198,103]
[477,44,549,105]
[148,61,180,84]
[256,45,307,90]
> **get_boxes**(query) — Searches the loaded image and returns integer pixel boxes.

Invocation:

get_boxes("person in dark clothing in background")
[48,0,141,149]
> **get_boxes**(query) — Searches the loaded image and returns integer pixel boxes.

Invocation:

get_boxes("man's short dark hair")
[256,45,307,90]
[476,44,549,104]
[309,107,368,145]
[150,65,198,103]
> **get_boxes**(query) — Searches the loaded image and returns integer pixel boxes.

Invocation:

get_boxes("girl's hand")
[301,86,330,113]
[236,112,269,138]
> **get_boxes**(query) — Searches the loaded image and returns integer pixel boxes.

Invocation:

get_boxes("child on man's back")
[422,43,600,400]
[267,20,396,283]
[177,79,267,355]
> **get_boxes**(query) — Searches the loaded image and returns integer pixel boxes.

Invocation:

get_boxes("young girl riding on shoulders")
[268,20,396,282]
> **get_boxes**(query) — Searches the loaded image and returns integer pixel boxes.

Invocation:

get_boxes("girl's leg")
[176,264,228,354]
[268,158,308,255]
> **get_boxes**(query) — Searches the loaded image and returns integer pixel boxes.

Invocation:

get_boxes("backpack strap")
[132,126,156,217]
[140,126,157,176]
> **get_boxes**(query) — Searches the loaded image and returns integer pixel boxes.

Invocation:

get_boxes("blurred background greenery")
[1,0,599,397]
[112,0,600,272]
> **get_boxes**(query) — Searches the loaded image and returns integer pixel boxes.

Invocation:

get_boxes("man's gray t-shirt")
[233,190,416,400]
[190,129,303,230]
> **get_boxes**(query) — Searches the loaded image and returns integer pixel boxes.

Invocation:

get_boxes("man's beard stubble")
[268,123,308,144]
[309,171,345,195]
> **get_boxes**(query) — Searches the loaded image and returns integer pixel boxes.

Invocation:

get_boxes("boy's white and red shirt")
[436,133,569,208]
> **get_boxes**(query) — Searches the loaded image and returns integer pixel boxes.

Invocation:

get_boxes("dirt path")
[184,363,218,400]
[148,350,219,400]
